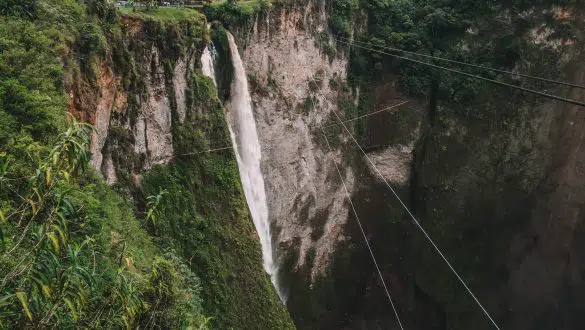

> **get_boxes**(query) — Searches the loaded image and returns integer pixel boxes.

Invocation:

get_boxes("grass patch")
[120,7,205,21]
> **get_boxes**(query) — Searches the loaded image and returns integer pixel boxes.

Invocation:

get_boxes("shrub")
[78,22,106,55]
[205,0,272,28]
[0,0,37,18]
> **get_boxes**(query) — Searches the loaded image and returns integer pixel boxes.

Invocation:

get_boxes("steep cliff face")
[239,3,355,285]
[64,2,585,329]
[67,10,293,329]
[219,1,585,329]
[357,3,585,330]
[222,2,424,327]
[401,6,585,330]
[68,15,198,182]
[504,8,585,329]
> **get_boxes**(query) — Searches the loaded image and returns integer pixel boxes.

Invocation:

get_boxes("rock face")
[132,46,176,169]
[226,3,423,327]
[67,13,295,329]
[504,21,585,330]
[229,2,585,329]
[68,16,200,181]
[68,3,585,329]
[237,3,357,292]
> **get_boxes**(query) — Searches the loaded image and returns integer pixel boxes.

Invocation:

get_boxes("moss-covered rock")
[139,70,293,328]
[69,5,293,328]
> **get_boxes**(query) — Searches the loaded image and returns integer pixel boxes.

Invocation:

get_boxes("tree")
[0,0,37,17]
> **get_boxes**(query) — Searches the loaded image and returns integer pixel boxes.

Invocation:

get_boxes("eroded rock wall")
[231,2,585,329]
[238,3,356,287]
[230,2,425,327]
[404,5,585,330]
[68,15,201,182]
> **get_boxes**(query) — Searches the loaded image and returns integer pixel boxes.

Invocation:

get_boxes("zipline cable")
[336,35,585,90]
[329,108,502,330]
[175,101,410,157]
[325,101,410,128]
[333,37,585,108]
[320,126,405,330]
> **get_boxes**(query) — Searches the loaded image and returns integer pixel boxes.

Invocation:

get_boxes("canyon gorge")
[2,0,585,329]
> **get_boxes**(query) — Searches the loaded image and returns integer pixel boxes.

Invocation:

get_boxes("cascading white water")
[201,43,217,86]
[202,32,284,301]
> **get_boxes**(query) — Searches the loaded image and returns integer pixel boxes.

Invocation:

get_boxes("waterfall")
[202,32,285,301]
[201,43,217,87]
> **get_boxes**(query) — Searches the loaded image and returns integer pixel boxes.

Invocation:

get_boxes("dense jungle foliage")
[0,1,211,328]
[0,0,293,328]
[329,0,577,113]
[205,0,271,27]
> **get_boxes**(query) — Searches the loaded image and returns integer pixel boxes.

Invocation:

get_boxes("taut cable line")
[336,36,585,90]
[320,125,405,330]
[334,37,585,108]
[329,108,502,330]
[324,101,410,128]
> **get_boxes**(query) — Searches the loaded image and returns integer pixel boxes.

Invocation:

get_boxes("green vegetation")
[121,6,205,23]
[297,96,315,115]
[0,119,208,328]
[320,0,577,145]
[0,0,292,328]
[139,71,293,329]
[347,0,574,105]
[205,0,271,28]
[121,7,207,61]
[3,0,576,328]
[0,1,209,326]
[327,0,358,38]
